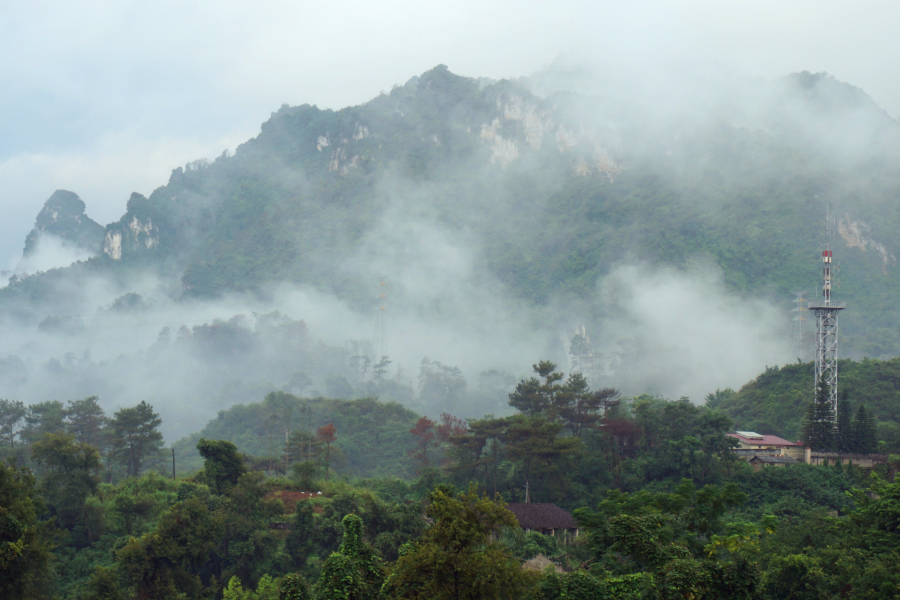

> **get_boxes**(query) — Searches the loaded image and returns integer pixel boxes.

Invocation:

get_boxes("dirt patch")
[266,490,322,513]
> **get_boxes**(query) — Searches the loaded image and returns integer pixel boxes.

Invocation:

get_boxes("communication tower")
[807,207,846,419]
[373,277,387,359]
[790,291,808,356]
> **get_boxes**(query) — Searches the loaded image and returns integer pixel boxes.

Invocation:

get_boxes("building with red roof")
[727,431,807,462]
[727,431,890,469]
[727,431,798,450]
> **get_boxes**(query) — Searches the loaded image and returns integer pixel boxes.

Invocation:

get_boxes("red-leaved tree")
[408,417,436,470]
[436,412,468,443]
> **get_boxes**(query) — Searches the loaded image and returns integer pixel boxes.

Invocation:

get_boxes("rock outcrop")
[23,190,105,257]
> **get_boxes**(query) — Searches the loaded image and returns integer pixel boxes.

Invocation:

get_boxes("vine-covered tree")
[278,573,311,600]
[317,514,383,600]
[383,486,534,600]
[198,439,246,494]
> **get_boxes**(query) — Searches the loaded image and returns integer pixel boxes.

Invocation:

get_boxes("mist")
[586,264,793,401]
[1,42,897,441]
[0,166,798,443]
[5,233,96,279]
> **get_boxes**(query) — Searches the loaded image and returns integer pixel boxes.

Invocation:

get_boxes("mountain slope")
[23,190,104,256]
[5,65,900,359]
[706,357,900,444]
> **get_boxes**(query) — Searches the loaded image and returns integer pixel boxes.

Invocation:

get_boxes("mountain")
[2,64,900,433]
[9,67,900,317]
[23,190,105,257]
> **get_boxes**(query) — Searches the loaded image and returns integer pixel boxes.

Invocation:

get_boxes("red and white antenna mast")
[807,205,845,419]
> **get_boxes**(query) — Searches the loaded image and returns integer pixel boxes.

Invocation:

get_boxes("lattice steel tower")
[807,208,846,419]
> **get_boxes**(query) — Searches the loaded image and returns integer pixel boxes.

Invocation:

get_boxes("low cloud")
[587,264,793,401]
[3,233,96,283]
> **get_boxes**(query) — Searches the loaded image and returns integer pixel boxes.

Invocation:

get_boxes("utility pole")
[171,447,176,480]
[807,205,846,420]
[284,428,290,475]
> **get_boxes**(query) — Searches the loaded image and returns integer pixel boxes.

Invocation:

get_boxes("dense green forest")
[3,358,900,599]
[171,393,422,478]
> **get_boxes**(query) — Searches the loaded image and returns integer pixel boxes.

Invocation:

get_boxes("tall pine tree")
[802,373,836,451]
[835,390,853,452]
[851,405,877,454]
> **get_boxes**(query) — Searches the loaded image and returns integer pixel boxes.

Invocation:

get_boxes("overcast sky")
[1,0,897,265]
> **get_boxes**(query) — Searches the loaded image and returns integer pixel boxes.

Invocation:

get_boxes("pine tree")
[111,401,163,478]
[802,374,835,451]
[835,390,853,452]
[851,405,877,454]
[508,361,563,417]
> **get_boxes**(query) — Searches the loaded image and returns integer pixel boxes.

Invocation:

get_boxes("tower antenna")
[807,204,846,419]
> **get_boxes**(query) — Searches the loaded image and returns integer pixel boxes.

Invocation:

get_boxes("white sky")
[1,0,898,264]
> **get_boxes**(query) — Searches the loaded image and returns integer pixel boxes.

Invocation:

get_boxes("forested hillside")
[707,357,900,445]
[6,65,900,352]
[172,392,422,478]
[4,358,900,600]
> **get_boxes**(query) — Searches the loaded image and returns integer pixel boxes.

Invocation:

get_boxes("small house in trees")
[727,431,804,460]
[506,503,579,542]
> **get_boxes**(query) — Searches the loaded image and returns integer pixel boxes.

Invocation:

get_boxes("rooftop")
[506,503,578,530]
[727,432,798,447]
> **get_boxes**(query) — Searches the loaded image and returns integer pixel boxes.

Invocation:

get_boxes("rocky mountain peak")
[23,190,105,257]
